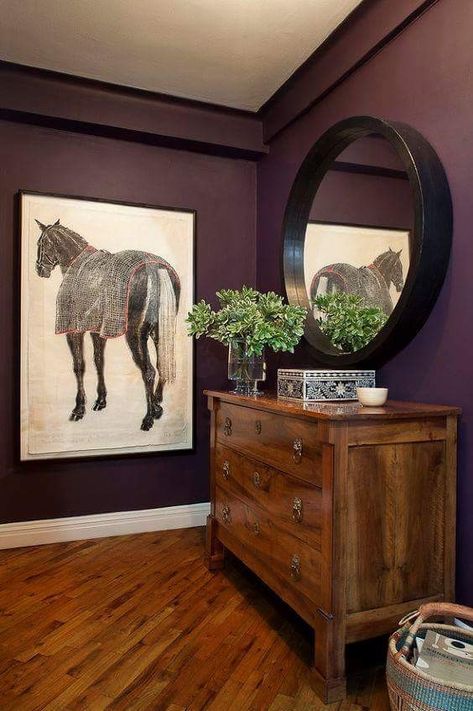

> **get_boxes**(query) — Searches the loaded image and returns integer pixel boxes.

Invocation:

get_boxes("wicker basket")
[387,602,473,710]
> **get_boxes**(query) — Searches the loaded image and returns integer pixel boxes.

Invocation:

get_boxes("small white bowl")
[357,387,388,407]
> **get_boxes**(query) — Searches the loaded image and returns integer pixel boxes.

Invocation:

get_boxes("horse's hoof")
[93,400,106,411]
[69,410,85,422]
[152,404,163,420]
[141,415,154,431]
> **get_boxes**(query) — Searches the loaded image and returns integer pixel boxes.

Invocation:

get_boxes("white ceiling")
[0,0,362,111]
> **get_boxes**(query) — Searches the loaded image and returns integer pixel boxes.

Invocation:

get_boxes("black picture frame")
[19,189,197,461]
[282,115,453,368]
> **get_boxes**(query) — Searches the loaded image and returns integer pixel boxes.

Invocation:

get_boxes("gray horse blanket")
[56,246,173,338]
[311,263,393,315]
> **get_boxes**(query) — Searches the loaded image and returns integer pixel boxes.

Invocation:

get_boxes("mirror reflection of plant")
[313,292,387,353]
[186,286,307,356]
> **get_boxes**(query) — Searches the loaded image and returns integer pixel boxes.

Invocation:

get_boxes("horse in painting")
[310,248,404,316]
[35,219,180,431]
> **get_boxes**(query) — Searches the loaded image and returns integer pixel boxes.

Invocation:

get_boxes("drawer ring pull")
[255,420,262,435]
[222,505,231,524]
[292,438,303,463]
[253,471,261,488]
[224,417,232,437]
[292,497,303,523]
[290,554,301,581]
[222,461,230,480]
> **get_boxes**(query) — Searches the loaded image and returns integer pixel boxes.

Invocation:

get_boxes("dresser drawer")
[216,403,324,486]
[215,486,321,606]
[215,444,322,549]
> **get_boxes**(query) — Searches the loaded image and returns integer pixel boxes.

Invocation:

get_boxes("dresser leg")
[204,515,225,570]
[312,610,347,703]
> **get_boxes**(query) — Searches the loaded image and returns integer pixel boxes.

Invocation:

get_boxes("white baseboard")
[0,502,210,550]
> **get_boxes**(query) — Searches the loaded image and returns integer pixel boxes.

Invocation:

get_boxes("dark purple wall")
[0,119,256,522]
[1,0,470,606]
[310,171,413,229]
[257,0,473,603]
[335,135,407,172]
[0,62,266,159]
[310,136,413,227]
[261,0,434,141]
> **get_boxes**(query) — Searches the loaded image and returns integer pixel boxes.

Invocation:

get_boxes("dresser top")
[204,390,460,421]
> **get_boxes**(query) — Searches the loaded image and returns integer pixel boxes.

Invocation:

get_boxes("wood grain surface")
[215,444,323,548]
[0,528,390,710]
[205,390,461,421]
[216,402,324,485]
[205,391,458,703]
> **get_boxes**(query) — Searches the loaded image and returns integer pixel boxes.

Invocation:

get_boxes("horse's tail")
[311,264,352,300]
[157,268,178,382]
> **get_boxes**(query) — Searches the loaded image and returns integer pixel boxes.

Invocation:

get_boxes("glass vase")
[227,340,266,396]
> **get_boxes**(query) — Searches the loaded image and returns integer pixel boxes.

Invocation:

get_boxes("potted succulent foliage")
[186,286,307,394]
[313,292,387,353]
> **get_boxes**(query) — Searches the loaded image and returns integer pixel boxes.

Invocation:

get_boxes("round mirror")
[283,116,452,368]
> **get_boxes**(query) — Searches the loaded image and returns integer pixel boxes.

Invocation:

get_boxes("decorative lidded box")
[277,369,376,402]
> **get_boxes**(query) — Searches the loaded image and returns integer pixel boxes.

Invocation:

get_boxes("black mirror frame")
[282,116,453,368]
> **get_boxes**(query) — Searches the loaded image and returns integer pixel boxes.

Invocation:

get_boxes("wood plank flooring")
[0,527,390,710]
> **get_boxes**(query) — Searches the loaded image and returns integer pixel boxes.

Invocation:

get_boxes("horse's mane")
[47,224,89,251]
[373,249,401,271]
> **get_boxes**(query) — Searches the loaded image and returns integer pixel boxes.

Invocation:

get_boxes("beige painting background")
[21,193,194,460]
[304,222,410,307]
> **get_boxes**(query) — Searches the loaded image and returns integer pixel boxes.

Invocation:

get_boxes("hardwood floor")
[0,528,390,710]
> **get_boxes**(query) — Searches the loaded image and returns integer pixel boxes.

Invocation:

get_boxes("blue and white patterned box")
[277,369,376,402]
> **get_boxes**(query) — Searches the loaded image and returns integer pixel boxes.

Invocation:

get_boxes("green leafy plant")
[186,286,307,356]
[313,292,387,353]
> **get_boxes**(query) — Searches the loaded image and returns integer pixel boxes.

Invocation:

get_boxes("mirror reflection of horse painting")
[35,219,180,431]
[310,248,405,315]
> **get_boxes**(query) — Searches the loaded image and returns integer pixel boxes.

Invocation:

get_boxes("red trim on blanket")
[66,245,97,269]
[314,265,349,290]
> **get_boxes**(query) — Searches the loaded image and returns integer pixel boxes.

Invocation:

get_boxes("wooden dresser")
[204,391,459,702]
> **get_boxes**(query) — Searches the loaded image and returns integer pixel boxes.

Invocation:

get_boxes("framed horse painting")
[19,191,195,460]
[304,221,410,318]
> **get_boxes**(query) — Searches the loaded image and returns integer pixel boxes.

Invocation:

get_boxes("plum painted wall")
[309,170,413,229]
[256,0,473,603]
[0,0,470,607]
[0,119,256,523]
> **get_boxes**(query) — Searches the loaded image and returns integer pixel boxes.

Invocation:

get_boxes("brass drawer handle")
[253,471,261,488]
[290,554,301,581]
[252,521,260,536]
[222,460,230,480]
[292,497,303,523]
[224,417,232,437]
[292,438,303,463]
[222,505,231,524]
[255,420,262,435]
